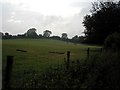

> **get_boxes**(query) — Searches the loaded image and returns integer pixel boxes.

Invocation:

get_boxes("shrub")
[8,52,120,89]
[104,32,120,51]
[22,52,120,89]
[84,52,120,88]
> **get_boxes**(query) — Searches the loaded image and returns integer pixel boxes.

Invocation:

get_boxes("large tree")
[61,33,68,40]
[5,32,9,36]
[82,0,120,44]
[43,30,52,37]
[26,28,38,37]
[72,35,79,43]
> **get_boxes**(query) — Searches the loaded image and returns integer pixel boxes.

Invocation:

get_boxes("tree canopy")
[25,28,38,37]
[43,30,52,37]
[61,33,68,40]
[82,0,120,44]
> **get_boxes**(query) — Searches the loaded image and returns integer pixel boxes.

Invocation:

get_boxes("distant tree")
[71,35,85,44]
[39,34,43,38]
[43,30,52,37]
[2,32,11,39]
[50,36,61,40]
[24,33,27,36]
[104,32,120,51]
[82,0,120,44]
[26,28,38,38]
[0,32,3,36]
[72,35,79,42]
[17,34,26,38]
[79,36,85,43]
[5,32,9,36]
[0,32,3,39]
[61,33,68,40]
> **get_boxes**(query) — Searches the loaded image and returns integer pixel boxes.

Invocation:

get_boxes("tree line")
[0,28,84,44]
[82,0,120,51]
[1,0,120,49]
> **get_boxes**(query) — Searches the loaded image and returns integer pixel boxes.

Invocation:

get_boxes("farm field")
[2,39,101,88]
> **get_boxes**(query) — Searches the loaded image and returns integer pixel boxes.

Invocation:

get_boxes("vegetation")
[2,39,100,88]
[43,30,52,37]
[25,28,38,38]
[61,33,68,40]
[104,32,120,51]
[2,0,120,89]
[23,52,120,88]
[83,0,120,44]
[3,39,120,88]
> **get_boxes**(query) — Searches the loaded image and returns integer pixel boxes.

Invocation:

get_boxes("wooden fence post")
[4,56,14,89]
[87,48,90,58]
[67,51,70,69]
[100,48,103,53]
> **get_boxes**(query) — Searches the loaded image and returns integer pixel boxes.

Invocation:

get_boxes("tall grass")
[8,51,120,89]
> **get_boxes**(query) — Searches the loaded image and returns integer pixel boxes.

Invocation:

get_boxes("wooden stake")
[4,56,14,89]
[67,51,70,69]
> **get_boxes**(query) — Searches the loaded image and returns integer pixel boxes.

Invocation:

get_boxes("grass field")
[2,39,101,88]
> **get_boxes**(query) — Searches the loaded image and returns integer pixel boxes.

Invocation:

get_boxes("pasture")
[2,39,100,88]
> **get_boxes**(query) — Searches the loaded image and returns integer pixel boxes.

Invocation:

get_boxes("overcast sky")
[1,0,97,38]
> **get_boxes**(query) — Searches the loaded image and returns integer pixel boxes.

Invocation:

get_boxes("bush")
[21,52,120,89]
[84,52,120,88]
[104,32,120,51]
[7,52,120,89]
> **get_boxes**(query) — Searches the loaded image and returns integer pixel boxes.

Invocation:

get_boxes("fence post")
[67,51,70,69]
[87,48,90,58]
[4,56,14,89]
[100,48,103,53]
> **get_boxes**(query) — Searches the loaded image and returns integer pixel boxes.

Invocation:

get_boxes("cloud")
[2,1,92,38]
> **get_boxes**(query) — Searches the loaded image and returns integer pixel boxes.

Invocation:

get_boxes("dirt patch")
[16,49,27,52]
[49,51,65,54]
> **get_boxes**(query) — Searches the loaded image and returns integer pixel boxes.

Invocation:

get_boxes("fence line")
[3,48,103,89]
[87,47,103,58]
[66,51,70,69]
[4,56,14,89]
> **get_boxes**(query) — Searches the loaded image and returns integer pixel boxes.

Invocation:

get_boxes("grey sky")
[1,0,96,38]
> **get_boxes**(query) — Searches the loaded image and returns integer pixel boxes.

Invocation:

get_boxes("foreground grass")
[2,39,101,88]
[17,52,120,89]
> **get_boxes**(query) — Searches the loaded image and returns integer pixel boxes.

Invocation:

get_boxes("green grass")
[2,39,100,70]
[2,39,101,88]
